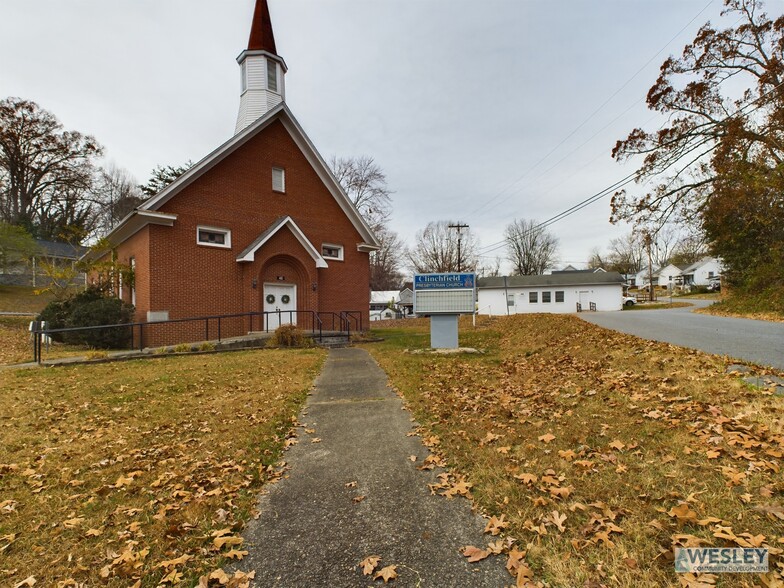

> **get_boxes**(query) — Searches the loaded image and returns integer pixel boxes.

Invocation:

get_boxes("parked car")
[707,278,721,292]
[623,295,636,307]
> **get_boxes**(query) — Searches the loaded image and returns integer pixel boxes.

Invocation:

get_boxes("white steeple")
[235,0,287,134]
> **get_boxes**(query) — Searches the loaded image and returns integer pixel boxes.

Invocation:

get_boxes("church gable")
[139,106,377,251]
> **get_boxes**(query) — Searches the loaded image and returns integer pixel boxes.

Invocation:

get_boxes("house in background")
[477,272,625,315]
[655,258,723,290]
[0,240,87,288]
[89,0,378,341]
[370,291,401,321]
[397,285,414,316]
[680,257,723,288]
[657,263,690,289]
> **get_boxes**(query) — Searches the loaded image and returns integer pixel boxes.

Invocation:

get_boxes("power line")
[467,0,718,220]
[475,78,784,255]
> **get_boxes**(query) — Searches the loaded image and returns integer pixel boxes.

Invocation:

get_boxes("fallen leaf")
[213,535,243,550]
[359,555,381,576]
[668,503,698,524]
[374,565,398,583]
[225,549,249,560]
[462,545,491,562]
[548,510,567,532]
[514,473,537,485]
[538,433,556,444]
[485,515,508,536]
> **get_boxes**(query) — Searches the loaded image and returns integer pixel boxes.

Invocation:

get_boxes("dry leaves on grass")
[0,350,323,586]
[368,313,784,586]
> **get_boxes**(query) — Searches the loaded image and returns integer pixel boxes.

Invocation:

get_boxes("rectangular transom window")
[197,226,232,249]
[555,290,565,303]
[267,58,278,92]
[542,291,552,303]
[529,292,538,303]
[272,167,285,192]
[321,243,344,261]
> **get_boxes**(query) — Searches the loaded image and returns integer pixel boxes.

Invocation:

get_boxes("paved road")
[579,300,784,371]
[234,348,509,587]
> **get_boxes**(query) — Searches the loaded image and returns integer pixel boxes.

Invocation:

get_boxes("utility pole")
[448,222,469,272]
[645,231,655,302]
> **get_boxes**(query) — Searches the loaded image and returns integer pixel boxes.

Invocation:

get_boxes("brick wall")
[112,117,370,343]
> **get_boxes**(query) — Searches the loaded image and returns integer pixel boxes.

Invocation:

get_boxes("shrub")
[173,343,192,353]
[37,286,134,349]
[270,324,311,348]
[199,341,216,352]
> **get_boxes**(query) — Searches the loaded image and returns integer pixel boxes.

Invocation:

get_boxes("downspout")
[503,276,510,316]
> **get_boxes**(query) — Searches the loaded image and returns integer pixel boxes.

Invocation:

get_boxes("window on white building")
[542,291,552,303]
[267,58,278,92]
[529,292,538,303]
[555,291,564,303]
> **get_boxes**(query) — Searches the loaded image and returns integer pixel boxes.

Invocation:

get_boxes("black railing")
[589,302,597,312]
[576,302,582,313]
[30,309,362,363]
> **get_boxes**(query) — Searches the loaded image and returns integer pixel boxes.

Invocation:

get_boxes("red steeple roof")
[247,0,278,54]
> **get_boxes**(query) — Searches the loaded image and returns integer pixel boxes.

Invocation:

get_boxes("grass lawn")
[0,348,325,587]
[364,315,784,587]
[0,285,54,314]
[0,316,34,365]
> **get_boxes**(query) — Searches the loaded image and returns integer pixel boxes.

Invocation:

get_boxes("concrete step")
[314,335,350,348]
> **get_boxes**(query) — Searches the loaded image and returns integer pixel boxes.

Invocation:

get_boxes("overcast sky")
[1,0,742,272]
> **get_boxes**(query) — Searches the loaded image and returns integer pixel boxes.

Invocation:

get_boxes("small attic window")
[322,244,343,261]
[197,226,232,249]
[267,58,278,92]
[272,167,285,193]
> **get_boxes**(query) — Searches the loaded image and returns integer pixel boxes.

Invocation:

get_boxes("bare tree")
[370,225,404,290]
[605,232,645,275]
[94,164,145,233]
[504,218,559,275]
[329,155,392,231]
[586,247,606,270]
[0,97,102,241]
[477,256,502,278]
[670,231,709,266]
[407,220,479,273]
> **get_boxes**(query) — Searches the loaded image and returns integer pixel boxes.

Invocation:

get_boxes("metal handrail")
[30,308,347,363]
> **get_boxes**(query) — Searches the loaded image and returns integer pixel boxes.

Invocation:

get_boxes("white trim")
[236,216,328,268]
[81,210,177,262]
[135,104,379,250]
[197,225,232,249]
[272,167,285,193]
[321,243,344,261]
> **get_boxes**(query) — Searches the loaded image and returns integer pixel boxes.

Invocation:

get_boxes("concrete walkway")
[235,347,508,587]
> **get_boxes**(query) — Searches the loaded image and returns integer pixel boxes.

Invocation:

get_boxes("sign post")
[413,273,476,349]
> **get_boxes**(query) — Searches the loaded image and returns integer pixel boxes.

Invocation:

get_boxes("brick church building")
[98,0,378,338]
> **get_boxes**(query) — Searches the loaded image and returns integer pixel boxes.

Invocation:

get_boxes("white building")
[681,257,723,287]
[657,263,689,288]
[370,290,401,321]
[477,272,626,315]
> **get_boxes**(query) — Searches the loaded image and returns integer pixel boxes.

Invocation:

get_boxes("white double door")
[264,284,297,330]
